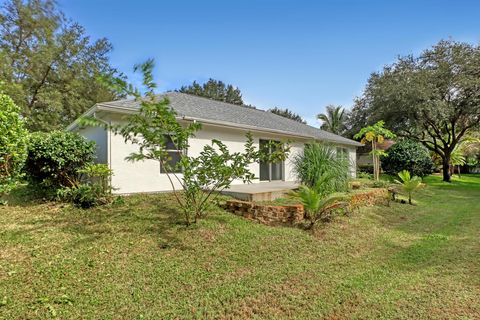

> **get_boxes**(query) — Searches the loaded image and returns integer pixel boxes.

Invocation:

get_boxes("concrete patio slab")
[220,181,299,202]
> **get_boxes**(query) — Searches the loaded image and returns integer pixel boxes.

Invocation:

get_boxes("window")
[160,135,184,173]
[259,139,284,181]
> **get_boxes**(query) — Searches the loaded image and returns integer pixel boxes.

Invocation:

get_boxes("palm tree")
[317,105,347,135]
[394,170,422,205]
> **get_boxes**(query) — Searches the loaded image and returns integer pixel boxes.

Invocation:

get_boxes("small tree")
[0,92,28,202]
[394,170,422,205]
[87,60,289,225]
[354,121,395,181]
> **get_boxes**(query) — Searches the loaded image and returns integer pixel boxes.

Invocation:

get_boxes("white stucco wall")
[75,115,358,194]
[107,124,307,194]
[348,147,357,178]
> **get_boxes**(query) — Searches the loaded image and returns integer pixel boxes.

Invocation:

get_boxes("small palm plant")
[394,170,422,205]
[291,171,348,228]
[291,185,347,228]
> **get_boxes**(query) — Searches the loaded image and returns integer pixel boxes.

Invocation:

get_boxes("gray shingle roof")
[98,92,362,147]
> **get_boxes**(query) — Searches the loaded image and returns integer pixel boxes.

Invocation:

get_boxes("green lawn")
[1,175,479,319]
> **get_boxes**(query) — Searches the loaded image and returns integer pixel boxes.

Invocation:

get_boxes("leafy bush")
[381,140,434,177]
[357,171,373,180]
[78,163,113,195]
[369,180,391,188]
[357,164,374,175]
[57,164,114,208]
[0,93,29,203]
[293,142,349,193]
[57,184,100,208]
[25,131,96,190]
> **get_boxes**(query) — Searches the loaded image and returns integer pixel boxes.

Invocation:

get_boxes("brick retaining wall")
[223,188,389,225]
[223,200,304,224]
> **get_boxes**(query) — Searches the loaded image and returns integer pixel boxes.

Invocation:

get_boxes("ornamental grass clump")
[292,142,350,193]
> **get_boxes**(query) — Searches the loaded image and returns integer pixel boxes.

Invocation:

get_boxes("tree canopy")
[317,105,347,135]
[348,40,480,181]
[0,0,122,131]
[178,78,244,106]
[268,107,306,123]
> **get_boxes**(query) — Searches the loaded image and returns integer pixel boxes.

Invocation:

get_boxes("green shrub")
[293,142,349,193]
[369,180,390,188]
[57,184,104,208]
[0,93,29,203]
[381,140,434,177]
[57,164,114,208]
[358,164,374,174]
[25,131,95,190]
[357,171,373,180]
[78,164,113,194]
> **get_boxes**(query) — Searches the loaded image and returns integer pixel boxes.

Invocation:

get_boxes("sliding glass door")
[259,139,284,181]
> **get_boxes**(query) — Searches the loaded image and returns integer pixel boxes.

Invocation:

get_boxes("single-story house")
[67,92,362,194]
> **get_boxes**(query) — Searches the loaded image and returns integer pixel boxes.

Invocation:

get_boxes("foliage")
[25,131,95,190]
[348,40,480,182]
[317,105,347,135]
[177,78,244,106]
[292,142,350,193]
[354,121,396,181]
[381,140,435,177]
[357,171,373,180]
[78,163,114,195]
[57,164,114,208]
[85,60,289,225]
[394,170,422,205]
[0,92,28,203]
[290,185,347,227]
[57,184,102,209]
[0,0,122,131]
[268,107,306,123]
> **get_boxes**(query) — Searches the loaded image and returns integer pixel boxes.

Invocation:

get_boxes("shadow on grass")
[8,191,198,251]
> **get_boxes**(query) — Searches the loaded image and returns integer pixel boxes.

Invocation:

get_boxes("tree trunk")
[442,155,451,182]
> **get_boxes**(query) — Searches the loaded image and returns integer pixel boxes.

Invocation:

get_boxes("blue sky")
[57,0,480,125]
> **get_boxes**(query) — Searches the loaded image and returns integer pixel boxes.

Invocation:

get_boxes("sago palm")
[394,170,422,205]
[290,185,347,228]
[317,105,347,135]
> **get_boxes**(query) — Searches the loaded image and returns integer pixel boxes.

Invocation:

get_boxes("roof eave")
[67,104,363,147]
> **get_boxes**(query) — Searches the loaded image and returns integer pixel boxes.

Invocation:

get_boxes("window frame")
[160,135,185,174]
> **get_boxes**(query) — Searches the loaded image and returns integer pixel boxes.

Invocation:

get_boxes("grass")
[0,174,479,319]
